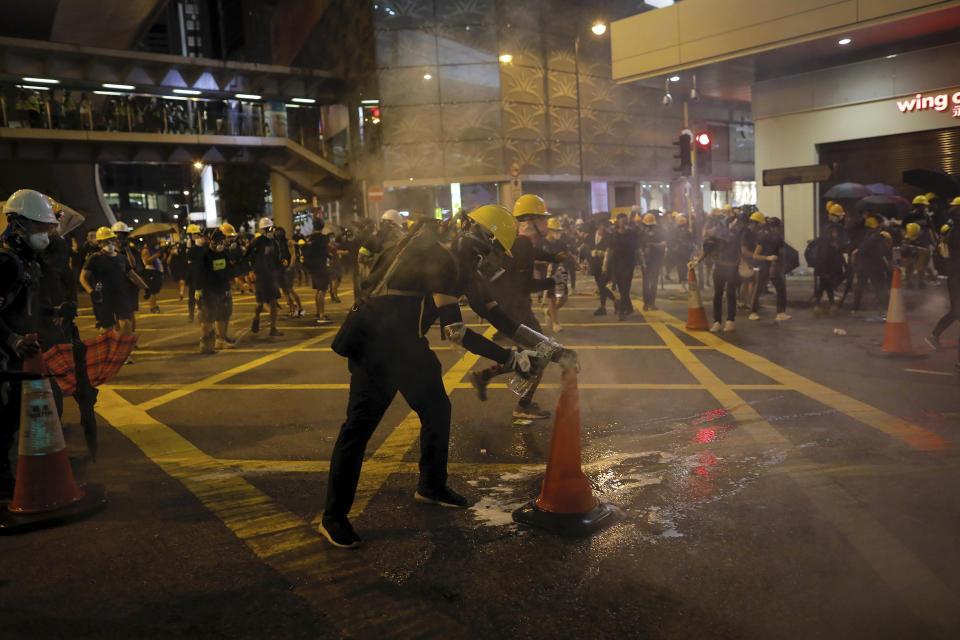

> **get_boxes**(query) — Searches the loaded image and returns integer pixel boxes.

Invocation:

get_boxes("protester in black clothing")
[924,222,960,373]
[810,223,846,313]
[0,189,61,497]
[196,228,238,354]
[81,226,145,335]
[748,215,789,321]
[638,213,666,312]
[320,205,567,548]
[692,222,743,332]
[304,219,332,325]
[667,214,694,289]
[603,214,640,319]
[245,217,284,336]
[589,218,615,315]
[852,221,893,314]
[274,226,304,318]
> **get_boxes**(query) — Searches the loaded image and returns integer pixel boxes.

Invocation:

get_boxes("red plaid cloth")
[42,333,139,396]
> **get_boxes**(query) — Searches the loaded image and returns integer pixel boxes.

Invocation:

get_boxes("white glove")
[506,348,538,375]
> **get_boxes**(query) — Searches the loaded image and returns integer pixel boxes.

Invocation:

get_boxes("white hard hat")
[258,216,274,230]
[3,189,57,224]
[112,221,132,233]
[381,209,404,227]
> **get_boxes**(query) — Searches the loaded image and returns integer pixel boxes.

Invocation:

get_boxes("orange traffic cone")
[686,268,710,330]
[513,364,615,536]
[881,267,914,355]
[1,341,106,534]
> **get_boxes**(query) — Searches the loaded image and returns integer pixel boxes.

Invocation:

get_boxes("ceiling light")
[669,75,680,82]
[292,98,316,104]
[173,88,201,95]
[183,190,189,196]
[94,90,127,96]
[838,38,852,45]
[361,99,380,104]
[235,93,261,100]
[886,54,897,59]
[423,74,432,80]
[17,84,50,91]
[193,161,204,169]
[285,103,301,108]
[591,23,607,36]
[163,95,189,100]
[499,54,513,63]
[22,76,59,84]
[102,83,135,90]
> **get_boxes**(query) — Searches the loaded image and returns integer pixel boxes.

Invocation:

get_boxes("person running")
[304,217,333,325]
[245,217,284,336]
[924,222,960,374]
[274,225,304,318]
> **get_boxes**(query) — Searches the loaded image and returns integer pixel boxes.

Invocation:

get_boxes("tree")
[218,165,269,229]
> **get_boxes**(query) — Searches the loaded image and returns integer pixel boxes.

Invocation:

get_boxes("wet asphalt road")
[2,274,960,639]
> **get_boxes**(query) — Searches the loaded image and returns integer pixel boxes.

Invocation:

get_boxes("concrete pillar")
[269,171,293,236]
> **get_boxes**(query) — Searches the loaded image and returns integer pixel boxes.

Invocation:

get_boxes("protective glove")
[506,348,538,376]
[11,334,41,359]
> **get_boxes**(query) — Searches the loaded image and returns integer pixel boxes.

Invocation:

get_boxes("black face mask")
[455,232,506,283]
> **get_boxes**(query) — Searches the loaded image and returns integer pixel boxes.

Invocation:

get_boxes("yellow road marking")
[649,311,954,455]
[95,388,464,637]
[646,316,960,630]
[104,381,787,392]
[126,344,712,356]
[136,329,339,411]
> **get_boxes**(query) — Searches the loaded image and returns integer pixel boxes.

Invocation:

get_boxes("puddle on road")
[465,407,790,540]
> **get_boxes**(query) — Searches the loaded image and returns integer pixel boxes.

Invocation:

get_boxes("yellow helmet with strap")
[95,226,117,242]
[468,205,517,256]
[512,194,548,218]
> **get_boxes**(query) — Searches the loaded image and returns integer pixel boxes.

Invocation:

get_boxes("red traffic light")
[695,132,711,148]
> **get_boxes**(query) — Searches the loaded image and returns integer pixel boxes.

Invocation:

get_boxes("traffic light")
[695,130,712,175]
[674,131,692,177]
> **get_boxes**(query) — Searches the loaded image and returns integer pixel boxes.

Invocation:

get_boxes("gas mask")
[103,242,117,255]
[456,230,506,283]
[27,232,50,252]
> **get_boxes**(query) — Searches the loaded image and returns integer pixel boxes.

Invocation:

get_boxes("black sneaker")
[470,370,489,402]
[318,514,361,548]
[593,307,606,316]
[269,328,284,337]
[513,403,551,420]
[251,316,260,333]
[924,334,942,351]
[414,486,471,508]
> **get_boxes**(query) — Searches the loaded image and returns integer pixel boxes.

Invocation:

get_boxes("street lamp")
[574,22,608,186]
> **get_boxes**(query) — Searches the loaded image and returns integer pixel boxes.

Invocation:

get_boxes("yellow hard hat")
[825,200,835,210]
[905,222,921,239]
[547,217,563,230]
[864,216,879,229]
[828,204,845,216]
[722,204,732,211]
[942,224,951,234]
[749,212,765,224]
[642,213,657,226]
[670,211,678,217]
[95,226,117,242]
[186,223,202,234]
[676,214,687,225]
[512,194,548,218]
[220,222,237,237]
[950,196,960,206]
[879,230,892,243]
[297,238,306,245]
[468,204,517,256]
[925,192,937,201]
[912,195,929,206]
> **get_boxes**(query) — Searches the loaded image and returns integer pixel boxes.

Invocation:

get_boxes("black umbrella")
[824,182,872,199]
[865,183,899,197]
[853,195,912,219]
[902,169,960,200]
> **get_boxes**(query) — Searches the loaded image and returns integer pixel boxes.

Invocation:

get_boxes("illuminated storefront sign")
[896,90,960,117]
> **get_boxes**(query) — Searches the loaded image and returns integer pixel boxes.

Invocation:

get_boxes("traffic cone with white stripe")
[1,338,106,533]
[686,268,710,330]
[881,267,913,354]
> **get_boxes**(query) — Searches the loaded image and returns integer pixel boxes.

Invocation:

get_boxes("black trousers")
[932,275,960,348]
[814,271,841,305]
[612,267,634,314]
[642,258,662,308]
[853,266,889,312]
[751,261,786,313]
[713,267,738,323]
[324,342,451,518]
